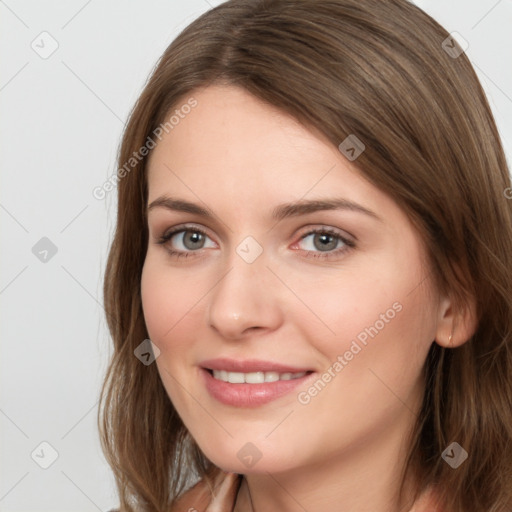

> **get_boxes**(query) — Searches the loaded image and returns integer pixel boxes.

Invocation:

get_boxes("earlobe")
[434,293,478,348]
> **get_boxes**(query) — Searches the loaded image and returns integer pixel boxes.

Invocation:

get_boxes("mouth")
[199,358,316,407]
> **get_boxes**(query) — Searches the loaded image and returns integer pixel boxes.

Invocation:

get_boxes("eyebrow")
[147,196,382,222]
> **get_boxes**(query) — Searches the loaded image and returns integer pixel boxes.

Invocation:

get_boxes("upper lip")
[200,358,313,373]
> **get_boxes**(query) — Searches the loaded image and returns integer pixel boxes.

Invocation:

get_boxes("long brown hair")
[98,1,512,510]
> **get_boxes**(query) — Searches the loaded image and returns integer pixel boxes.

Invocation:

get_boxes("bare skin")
[141,84,475,512]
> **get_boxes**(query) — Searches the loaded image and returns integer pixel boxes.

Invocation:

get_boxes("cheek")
[141,261,174,343]
[290,252,436,390]
[283,276,435,458]
[140,256,205,346]
[140,258,202,414]
[285,263,407,354]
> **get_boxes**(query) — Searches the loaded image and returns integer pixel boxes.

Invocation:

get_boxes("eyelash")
[156,225,356,260]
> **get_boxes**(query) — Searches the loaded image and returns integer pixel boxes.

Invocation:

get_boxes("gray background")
[1,0,511,510]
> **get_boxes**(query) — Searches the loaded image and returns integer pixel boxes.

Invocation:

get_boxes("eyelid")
[156,224,353,244]
[295,224,355,243]
[159,223,216,243]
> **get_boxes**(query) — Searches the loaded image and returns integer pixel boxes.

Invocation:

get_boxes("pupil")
[185,231,204,249]
[314,233,336,251]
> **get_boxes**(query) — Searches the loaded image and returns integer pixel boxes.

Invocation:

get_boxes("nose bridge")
[221,233,270,293]
[206,237,282,338]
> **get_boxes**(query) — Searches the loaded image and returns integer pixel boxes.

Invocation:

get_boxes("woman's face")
[141,84,441,475]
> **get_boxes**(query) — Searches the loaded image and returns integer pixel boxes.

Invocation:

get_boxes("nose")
[206,252,284,340]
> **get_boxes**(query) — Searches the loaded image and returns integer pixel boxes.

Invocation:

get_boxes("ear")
[434,293,478,348]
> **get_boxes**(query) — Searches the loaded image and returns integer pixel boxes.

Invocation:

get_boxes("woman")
[99,1,512,511]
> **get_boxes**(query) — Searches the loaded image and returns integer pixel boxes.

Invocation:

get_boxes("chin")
[196,439,299,476]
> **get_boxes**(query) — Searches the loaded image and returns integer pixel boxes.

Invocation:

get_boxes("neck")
[234,406,424,512]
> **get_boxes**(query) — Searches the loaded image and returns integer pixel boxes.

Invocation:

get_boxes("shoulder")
[170,471,241,512]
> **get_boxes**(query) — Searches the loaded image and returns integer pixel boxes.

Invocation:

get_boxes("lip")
[200,358,312,373]
[199,359,316,408]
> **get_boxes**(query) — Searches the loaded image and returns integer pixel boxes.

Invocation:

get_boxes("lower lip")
[201,368,315,407]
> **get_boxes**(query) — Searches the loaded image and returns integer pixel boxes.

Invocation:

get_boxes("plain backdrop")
[1,1,511,510]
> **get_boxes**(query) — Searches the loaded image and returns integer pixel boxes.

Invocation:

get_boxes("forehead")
[148,84,335,175]
[145,84,398,225]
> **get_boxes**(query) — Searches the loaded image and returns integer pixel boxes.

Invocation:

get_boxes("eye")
[156,225,216,257]
[155,225,355,260]
[293,228,355,259]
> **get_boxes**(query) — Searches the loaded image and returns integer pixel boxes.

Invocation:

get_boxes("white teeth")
[212,370,307,383]
[265,371,280,382]
[245,372,265,384]
[227,372,245,384]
